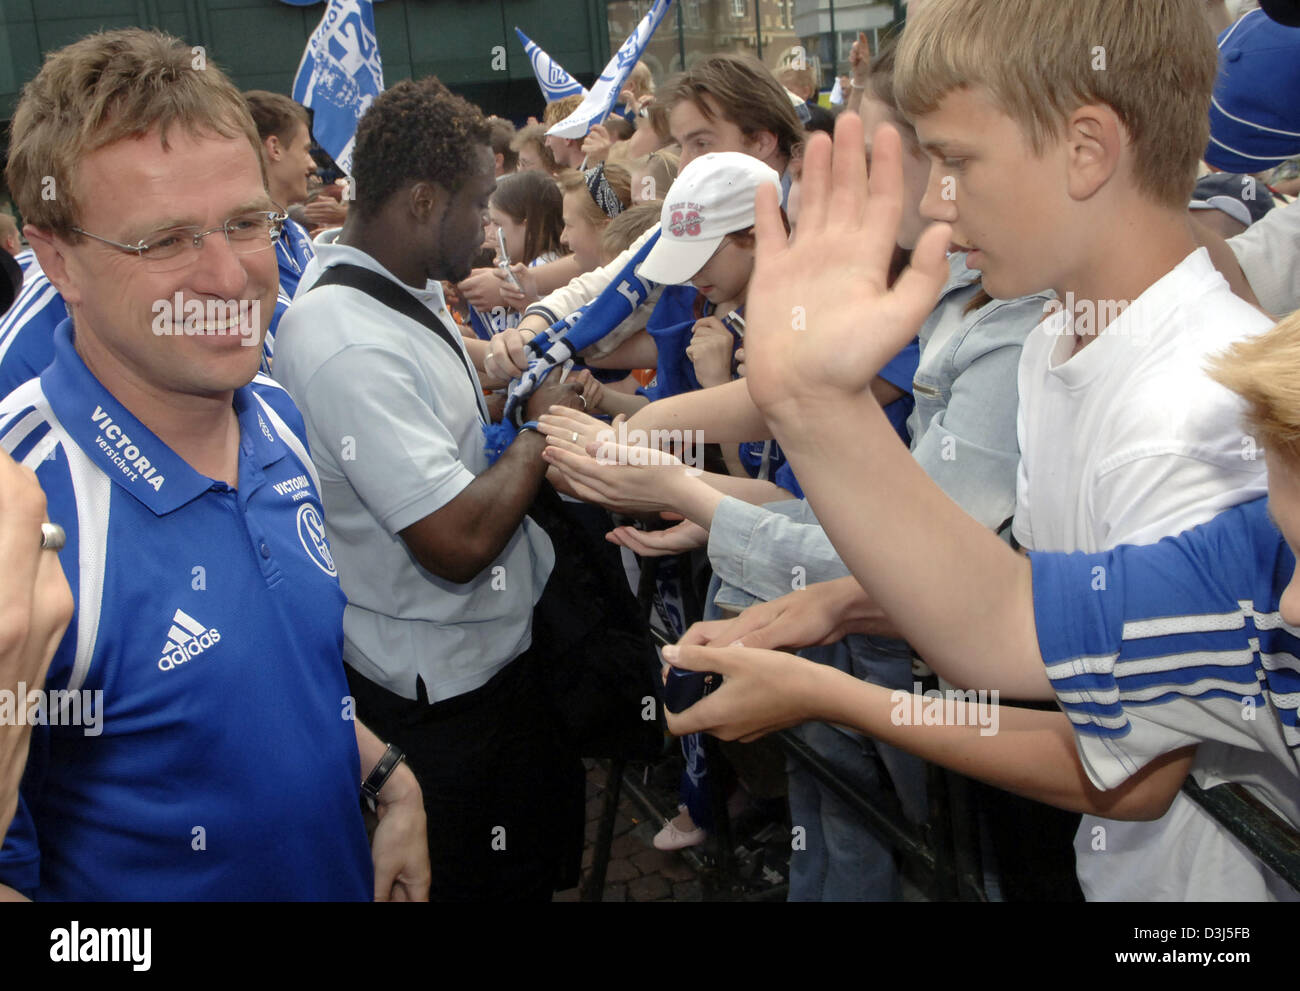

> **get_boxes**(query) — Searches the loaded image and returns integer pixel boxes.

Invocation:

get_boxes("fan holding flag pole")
[484,1,676,460]
[545,0,673,143]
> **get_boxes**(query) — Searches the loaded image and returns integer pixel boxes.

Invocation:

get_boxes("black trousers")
[346,649,585,901]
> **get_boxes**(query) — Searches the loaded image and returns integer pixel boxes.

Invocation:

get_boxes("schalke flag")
[515,27,588,104]
[483,230,661,461]
[547,0,672,139]
[292,0,385,174]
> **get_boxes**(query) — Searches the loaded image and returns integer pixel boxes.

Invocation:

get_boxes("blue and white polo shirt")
[1032,496,1300,794]
[275,216,315,301]
[0,257,68,397]
[0,320,372,900]
[256,216,315,372]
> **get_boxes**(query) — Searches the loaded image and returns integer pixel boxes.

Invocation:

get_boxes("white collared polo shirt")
[275,238,554,703]
[0,319,371,900]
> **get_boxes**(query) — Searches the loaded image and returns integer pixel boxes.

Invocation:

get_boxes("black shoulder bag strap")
[309,263,487,423]
[312,263,661,759]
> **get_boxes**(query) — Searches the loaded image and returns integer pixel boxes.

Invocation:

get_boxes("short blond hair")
[627,149,679,201]
[0,212,19,248]
[627,61,654,99]
[543,94,585,126]
[7,28,261,238]
[558,163,632,227]
[895,0,1218,210]
[600,199,662,259]
[1208,310,1300,462]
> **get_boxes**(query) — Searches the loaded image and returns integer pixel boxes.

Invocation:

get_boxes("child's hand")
[606,517,708,557]
[581,124,615,163]
[619,89,655,113]
[686,315,736,388]
[457,267,509,310]
[742,115,950,426]
[661,642,834,742]
[483,327,536,381]
[541,437,687,515]
[572,369,605,414]
[848,30,871,86]
[500,264,538,311]
[676,576,878,652]
[537,405,618,455]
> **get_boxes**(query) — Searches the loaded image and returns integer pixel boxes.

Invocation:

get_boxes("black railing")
[586,551,1300,901]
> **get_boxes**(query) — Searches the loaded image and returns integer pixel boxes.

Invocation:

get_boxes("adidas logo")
[157,609,221,672]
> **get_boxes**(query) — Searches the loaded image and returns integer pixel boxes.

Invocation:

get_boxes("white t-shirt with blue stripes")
[1032,497,1299,792]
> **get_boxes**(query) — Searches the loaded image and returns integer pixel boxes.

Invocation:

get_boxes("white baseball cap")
[636,152,782,286]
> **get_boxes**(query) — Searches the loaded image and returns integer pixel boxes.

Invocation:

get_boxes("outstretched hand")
[541,437,688,515]
[676,576,883,652]
[606,516,708,557]
[742,114,950,426]
[661,642,835,743]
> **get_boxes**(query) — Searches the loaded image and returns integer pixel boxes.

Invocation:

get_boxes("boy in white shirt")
[684,0,1285,900]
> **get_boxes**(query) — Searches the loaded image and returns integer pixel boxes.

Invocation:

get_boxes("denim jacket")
[710,253,1052,612]
[907,254,1054,532]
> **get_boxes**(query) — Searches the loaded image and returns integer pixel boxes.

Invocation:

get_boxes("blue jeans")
[787,635,927,901]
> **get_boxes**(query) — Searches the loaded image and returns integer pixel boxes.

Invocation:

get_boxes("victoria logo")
[296,503,337,576]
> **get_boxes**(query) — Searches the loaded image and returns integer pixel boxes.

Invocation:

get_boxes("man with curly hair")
[273,78,587,901]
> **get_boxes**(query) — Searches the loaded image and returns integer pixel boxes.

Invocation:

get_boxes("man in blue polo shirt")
[0,28,428,901]
[0,92,317,396]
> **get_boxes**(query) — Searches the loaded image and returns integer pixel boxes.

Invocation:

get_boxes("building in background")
[0,0,612,202]
[792,0,897,87]
[0,0,905,211]
[605,1,902,94]
[606,0,799,79]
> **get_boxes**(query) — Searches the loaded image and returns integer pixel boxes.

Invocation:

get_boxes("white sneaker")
[653,806,706,851]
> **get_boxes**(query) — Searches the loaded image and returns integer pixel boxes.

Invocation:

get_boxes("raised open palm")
[742,115,950,425]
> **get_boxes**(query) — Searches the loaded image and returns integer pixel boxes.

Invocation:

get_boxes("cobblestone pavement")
[553,760,703,902]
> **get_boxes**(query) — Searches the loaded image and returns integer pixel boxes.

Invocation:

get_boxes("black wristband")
[361,743,406,805]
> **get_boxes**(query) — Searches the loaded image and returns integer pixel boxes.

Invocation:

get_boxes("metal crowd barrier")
[585,551,1300,901]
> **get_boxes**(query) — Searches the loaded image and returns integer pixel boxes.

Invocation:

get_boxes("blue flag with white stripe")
[483,229,661,462]
[291,0,385,175]
[515,28,588,104]
[546,0,673,139]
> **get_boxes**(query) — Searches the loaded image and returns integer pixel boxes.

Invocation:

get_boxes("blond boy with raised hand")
[665,114,1300,899]
[895,0,1288,902]
[679,0,1285,900]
